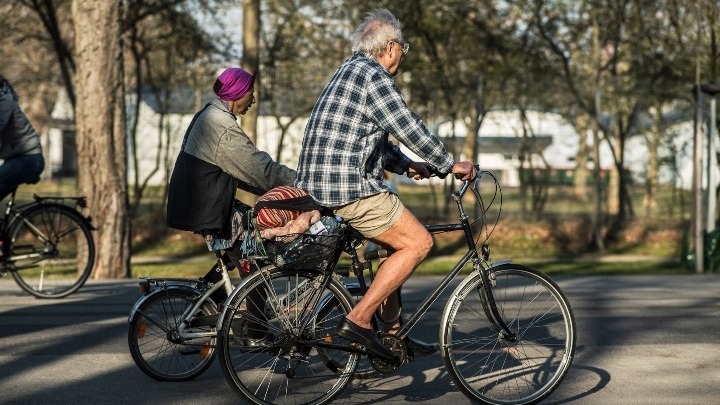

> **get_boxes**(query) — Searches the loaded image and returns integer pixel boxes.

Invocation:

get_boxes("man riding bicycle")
[295,8,476,361]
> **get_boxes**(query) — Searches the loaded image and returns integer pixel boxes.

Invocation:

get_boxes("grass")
[113,180,696,278]
[130,258,218,279]
[16,179,697,278]
[130,249,693,279]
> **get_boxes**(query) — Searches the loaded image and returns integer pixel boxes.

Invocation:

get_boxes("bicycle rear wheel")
[9,204,95,298]
[217,268,358,405]
[128,288,217,381]
[440,263,575,405]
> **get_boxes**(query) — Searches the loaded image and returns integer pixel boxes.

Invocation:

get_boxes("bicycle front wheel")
[440,263,575,405]
[9,204,95,298]
[128,288,217,381]
[217,268,358,405]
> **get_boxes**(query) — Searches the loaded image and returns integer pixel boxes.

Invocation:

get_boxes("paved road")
[1,274,719,405]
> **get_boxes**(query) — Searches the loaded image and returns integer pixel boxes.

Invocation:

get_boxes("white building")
[47,92,702,190]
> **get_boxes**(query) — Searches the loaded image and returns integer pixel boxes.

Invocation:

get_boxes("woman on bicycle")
[167,68,296,340]
[295,9,475,361]
[0,75,44,201]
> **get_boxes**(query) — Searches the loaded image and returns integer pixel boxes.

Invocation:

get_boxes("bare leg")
[366,254,402,333]
[345,209,432,329]
[377,282,402,333]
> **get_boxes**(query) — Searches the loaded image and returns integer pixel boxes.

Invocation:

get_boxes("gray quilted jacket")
[167,98,295,234]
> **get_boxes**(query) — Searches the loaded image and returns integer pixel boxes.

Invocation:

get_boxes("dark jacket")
[0,82,42,159]
[167,99,295,235]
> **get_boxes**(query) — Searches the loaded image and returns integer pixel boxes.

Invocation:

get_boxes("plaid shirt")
[296,53,454,207]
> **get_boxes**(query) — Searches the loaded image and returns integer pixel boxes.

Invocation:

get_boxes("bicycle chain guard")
[369,334,406,374]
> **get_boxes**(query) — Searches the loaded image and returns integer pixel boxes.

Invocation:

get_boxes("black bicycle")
[215,166,576,405]
[0,186,95,298]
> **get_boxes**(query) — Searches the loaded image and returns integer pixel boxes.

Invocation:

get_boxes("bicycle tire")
[440,263,575,405]
[9,203,95,298]
[217,268,359,405]
[128,288,218,381]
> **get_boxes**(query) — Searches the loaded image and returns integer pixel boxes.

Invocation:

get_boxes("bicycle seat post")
[215,250,237,299]
[5,189,17,216]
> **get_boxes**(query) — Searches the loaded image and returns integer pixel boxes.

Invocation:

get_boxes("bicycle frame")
[346,177,516,348]
[216,172,518,359]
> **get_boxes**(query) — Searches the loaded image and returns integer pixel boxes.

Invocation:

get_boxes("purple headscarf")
[215,67,254,101]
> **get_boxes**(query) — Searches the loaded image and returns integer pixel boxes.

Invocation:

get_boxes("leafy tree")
[259,0,352,163]
[527,0,702,245]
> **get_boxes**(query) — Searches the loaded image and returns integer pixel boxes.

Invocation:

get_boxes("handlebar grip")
[426,165,448,179]
[409,163,480,180]
[363,249,390,261]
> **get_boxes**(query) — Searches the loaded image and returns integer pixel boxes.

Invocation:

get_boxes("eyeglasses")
[390,40,410,56]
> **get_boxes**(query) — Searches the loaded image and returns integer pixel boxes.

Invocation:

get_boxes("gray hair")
[351,8,404,56]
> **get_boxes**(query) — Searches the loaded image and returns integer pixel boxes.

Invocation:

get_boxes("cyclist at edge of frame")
[295,8,476,361]
[0,74,45,202]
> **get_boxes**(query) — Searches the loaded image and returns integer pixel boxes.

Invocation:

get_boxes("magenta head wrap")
[214,67,254,101]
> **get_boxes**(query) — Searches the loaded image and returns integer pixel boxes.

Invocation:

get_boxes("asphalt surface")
[1,274,719,405]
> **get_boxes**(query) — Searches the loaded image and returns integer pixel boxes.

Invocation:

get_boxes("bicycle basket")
[264,228,345,272]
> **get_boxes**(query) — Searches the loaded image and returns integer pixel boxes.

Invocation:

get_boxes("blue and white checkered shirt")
[296,53,454,207]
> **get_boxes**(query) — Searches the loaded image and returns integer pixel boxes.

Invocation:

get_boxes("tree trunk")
[644,104,661,216]
[572,114,590,200]
[241,0,260,144]
[72,0,130,279]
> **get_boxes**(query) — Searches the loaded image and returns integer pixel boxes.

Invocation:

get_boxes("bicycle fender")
[438,272,485,359]
[12,202,95,231]
[127,284,206,323]
[487,259,512,269]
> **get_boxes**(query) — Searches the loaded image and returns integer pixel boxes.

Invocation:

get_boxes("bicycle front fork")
[476,260,517,341]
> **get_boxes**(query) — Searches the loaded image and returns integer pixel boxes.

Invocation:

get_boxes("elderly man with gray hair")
[296,8,476,362]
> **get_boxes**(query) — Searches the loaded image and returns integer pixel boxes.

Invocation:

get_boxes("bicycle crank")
[370,334,406,374]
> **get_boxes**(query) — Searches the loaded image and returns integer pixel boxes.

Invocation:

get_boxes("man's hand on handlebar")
[407,161,477,181]
[452,161,477,181]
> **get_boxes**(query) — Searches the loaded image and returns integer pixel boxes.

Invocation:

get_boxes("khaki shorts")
[334,192,405,238]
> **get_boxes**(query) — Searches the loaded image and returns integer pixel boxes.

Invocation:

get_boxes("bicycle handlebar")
[426,163,481,181]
